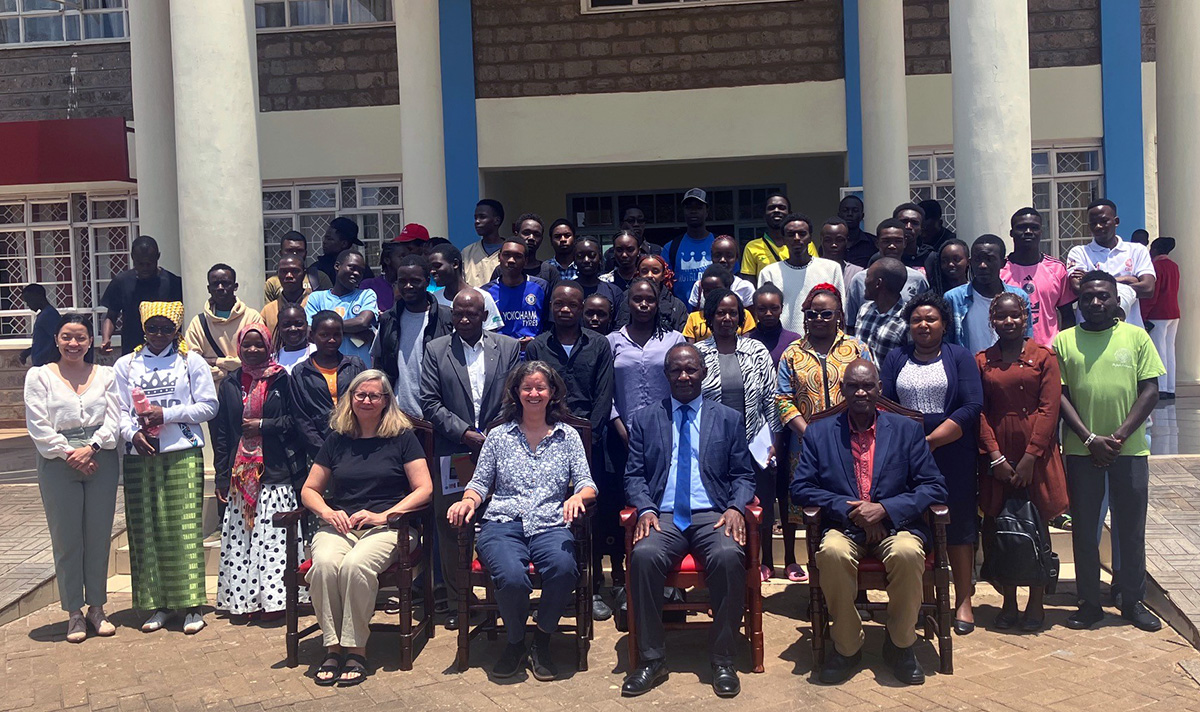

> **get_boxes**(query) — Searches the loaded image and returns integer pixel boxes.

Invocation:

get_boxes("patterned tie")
[673,403,693,531]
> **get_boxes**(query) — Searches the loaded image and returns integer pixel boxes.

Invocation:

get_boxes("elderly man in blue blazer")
[793,358,946,687]
[621,343,756,699]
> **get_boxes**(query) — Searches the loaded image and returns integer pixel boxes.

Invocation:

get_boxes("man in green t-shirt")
[1054,271,1164,633]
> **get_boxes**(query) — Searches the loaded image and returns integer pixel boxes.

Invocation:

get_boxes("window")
[909,145,1103,261]
[0,191,137,337]
[0,0,128,47]
[583,0,791,12]
[567,185,784,251]
[254,0,392,30]
[261,178,402,273]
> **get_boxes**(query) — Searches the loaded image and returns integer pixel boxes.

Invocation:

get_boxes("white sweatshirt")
[114,345,218,454]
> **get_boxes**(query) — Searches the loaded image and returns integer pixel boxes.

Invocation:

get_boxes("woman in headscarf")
[214,323,305,621]
[114,302,218,635]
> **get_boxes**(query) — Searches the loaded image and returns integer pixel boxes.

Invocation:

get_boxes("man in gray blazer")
[420,289,520,629]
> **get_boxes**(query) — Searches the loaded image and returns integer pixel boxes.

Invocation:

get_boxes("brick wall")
[0,43,132,123]
[256,26,398,112]
[904,0,1101,75]
[472,0,844,99]
[1142,0,1156,62]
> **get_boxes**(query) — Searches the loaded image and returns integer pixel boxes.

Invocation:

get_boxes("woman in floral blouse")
[447,360,596,682]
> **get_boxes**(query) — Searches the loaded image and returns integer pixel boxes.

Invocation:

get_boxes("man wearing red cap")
[361,223,430,312]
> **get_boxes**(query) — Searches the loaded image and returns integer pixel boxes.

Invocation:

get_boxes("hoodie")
[183,297,265,387]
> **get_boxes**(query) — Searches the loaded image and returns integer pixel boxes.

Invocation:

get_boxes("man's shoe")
[711,664,740,698]
[882,636,925,685]
[528,631,558,681]
[592,593,613,622]
[1121,601,1163,632]
[1110,588,1124,610]
[621,659,668,697]
[817,648,862,685]
[492,641,526,678]
[445,612,459,631]
[1064,605,1105,630]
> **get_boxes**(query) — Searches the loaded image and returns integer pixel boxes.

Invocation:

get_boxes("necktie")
[673,403,693,531]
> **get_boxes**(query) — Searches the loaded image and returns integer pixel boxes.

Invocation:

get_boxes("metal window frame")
[252,0,395,33]
[581,0,794,15]
[0,0,128,49]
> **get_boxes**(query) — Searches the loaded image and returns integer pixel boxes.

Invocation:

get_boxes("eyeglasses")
[143,325,176,336]
[352,392,385,404]
[804,309,837,321]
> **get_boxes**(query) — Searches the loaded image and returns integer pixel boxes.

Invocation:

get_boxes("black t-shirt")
[99,268,184,354]
[314,430,423,514]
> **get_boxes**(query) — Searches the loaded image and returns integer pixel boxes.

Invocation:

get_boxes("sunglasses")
[804,309,837,321]
[143,324,177,336]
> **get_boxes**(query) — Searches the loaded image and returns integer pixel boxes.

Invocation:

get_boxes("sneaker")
[86,606,116,637]
[592,593,613,622]
[528,630,558,681]
[66,612,87,643]
[492,640,526,678]
[183,610,206,635]
[141,610,170,633]
[1064,605,1104,630]
[1121,601,1162,632]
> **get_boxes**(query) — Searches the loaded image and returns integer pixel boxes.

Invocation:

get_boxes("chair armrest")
[619,506,638,529]
[387,504,432,529]
[567,500,596,533]
[272,508,306,528]
[744,504,763,527]
[928,504,950,525]
[802,506,822,526]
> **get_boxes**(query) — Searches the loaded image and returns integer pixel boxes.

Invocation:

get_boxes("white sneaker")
[183,611,206,635]
[141,610,170,633]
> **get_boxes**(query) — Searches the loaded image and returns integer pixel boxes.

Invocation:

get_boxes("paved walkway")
[1145,456,1200,644]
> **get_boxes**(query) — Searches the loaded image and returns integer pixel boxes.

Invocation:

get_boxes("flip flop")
[338,653,368,687]
[786,564,809,583]
[759,565,772,583]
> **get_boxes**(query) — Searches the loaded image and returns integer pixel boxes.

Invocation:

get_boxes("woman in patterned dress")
[447,361,596,682]
[776,284,871,582]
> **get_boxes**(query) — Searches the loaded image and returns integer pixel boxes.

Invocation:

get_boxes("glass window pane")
[910,187,932,203]
[360,185,399,207]
[908,158,930,183]
[0,0,16,13]
[83,11,124,39]
[92,225,128,253]
[935,186,956,232]
[21,0,59,10]
[935,156,955,181]
[348,0,391,23]
[23,15,63,42]
[89,198,127,220]
[262,189,293,212]
[0,231,27,257]
[81,0,124,8]
[332,0,348,24]
[255,1,286,28]
[297,187,336,209]
[64,13,78,40]
[1055,150,1100,174]
[1032,181,1051,211]
[289,0,330,26]
[1032,152,1051,176]
[0,17,17,43]
[30,202,68,223]
[0,204,22,225]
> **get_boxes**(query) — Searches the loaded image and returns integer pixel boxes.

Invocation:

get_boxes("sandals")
[786,564,809,583]
[315,653,343,686]
[338,653,368,687]
[759,565,772,583]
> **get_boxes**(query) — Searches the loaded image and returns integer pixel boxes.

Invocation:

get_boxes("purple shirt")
[745,326,801,366]
[360,276,395,312]
[606,327,686,421]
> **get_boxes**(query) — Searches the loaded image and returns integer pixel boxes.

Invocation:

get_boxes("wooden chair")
[618,502,766,674]
[800,398,954,675]
[454,413,596,672]
[272,416,438,671]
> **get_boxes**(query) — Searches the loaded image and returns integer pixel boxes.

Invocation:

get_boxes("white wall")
[256,105,403,181]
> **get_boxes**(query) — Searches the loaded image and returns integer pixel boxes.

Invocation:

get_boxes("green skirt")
[124,448,207,610]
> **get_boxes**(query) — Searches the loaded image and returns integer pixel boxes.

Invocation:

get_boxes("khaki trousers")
[307,525,400,648]
[816,529,925,656]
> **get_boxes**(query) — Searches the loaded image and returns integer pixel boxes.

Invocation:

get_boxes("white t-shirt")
[963,289,997,353]
[276,344,315,374]
[687,274,756,309]
[756,257,846,335]
[1066,238,1155,325]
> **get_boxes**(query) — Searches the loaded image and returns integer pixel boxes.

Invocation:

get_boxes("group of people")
[19,189,1177,695]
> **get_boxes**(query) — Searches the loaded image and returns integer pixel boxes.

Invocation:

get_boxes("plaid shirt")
[854,300,908,363]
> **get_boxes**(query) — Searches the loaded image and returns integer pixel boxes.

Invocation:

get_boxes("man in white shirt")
[1065,198,1156,325]
[757,214,846,335]
[845,219,930,332]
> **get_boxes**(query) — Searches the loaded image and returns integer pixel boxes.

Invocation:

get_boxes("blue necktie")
[673,404,693,531]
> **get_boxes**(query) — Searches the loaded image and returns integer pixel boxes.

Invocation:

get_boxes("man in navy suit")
[621,344,756,699]
[793,359,946,686]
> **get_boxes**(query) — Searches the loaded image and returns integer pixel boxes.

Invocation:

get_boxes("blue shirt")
[943,282,1032,353]
[545,258,577,282]
[482,276,548,340]
[663,232,714,302]
[305,288,379,364]
[659,396,713,514]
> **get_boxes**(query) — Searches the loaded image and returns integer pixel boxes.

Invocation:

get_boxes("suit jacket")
[624,397,756,516]
[420,331,521,456]
[791,410,947,544]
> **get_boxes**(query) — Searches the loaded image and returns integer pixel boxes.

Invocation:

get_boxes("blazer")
[879,342,983,435]
[373,294,454,388]
[213,369,302,491]
[420,331,521,456]
[289,355,366,458]
[792,410,947,544]
[624,397,756,516]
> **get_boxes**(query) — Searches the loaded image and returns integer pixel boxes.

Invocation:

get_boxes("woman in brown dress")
[976,292,1069,632]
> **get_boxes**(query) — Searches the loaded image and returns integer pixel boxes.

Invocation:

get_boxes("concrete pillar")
[949,0,1033,245]
[1156,0,1200,386]
[129,0,180,273]
[169,0,265,313]
[857,0,910,231]
[394,0,448,236]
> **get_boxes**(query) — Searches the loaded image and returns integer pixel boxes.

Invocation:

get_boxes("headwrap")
[135,301,188,354]
[230,323,285,528]
[802,282,842,310]
[638,253,675,293]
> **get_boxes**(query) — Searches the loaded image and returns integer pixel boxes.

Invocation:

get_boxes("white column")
[129,0,180,273]
[858,0,910,231]
[949,0,1033,245]
[169,0,265,312]
[1156,0,1200,387]
[394,0,448,236]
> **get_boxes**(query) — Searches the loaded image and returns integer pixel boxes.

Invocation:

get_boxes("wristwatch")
[89,442,101,452]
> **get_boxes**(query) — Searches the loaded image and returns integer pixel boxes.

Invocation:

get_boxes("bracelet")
[1084,433,1097,447]
[989,455,1007,468]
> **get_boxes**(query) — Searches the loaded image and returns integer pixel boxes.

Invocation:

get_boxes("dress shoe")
[1121,601,1162,632]
[882,636,925,685]
[592,593,613,622]
[952,618,975,636]
[994,609,1019,630]
[621,659,668,697]
[528,630,558,681]
[492,641,526,678]
[445,612,460,631]
[817,648,862,685]
[1064,604,1105,630]
[711,664,740,698]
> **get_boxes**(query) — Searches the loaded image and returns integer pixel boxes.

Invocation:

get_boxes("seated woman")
[300,370,433,687]
[447,361,596,682]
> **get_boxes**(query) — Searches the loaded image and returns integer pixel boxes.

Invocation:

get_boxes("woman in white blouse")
[24,313,120,643]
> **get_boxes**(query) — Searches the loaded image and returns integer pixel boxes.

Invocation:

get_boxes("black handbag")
[980,491,1060,593]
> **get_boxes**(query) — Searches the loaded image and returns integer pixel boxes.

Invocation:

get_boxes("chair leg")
[456,577,470,672]
[809,585,826,668]
[398,579,414,671]
[749,583,765,673]
[935,574,953,674]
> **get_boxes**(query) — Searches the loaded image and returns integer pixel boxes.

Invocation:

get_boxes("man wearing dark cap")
[312,216,374,285]
[662,188,715,303]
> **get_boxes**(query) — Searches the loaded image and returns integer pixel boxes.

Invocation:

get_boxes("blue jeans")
[475,521,578,644]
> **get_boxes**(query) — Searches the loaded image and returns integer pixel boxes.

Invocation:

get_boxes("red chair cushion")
[296,546,422,577]
[677,554,702,573]
[857,553,935,574]
[471,559,536,575]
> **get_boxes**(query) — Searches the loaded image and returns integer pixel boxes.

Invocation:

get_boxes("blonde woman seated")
[300,369,433,687]
[447,361,596,681]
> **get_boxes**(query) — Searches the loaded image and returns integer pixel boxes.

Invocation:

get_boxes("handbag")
[980,490,1060,593]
